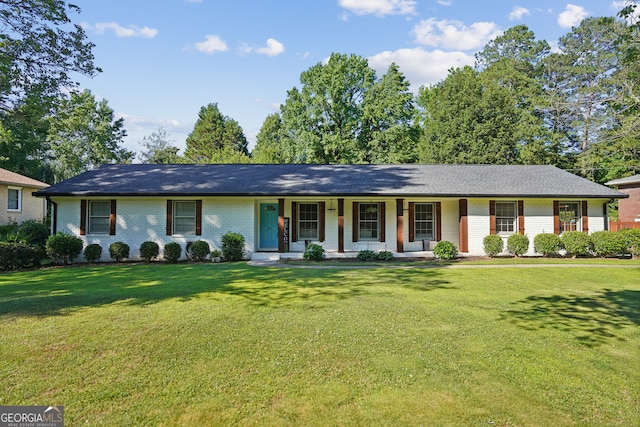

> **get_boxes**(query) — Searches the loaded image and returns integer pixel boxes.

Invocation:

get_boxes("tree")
[251,113,288,163]
[47,90,132,182]
[0,0,100,111]
[138,126,182,164]
[475,24,550,71]
[280,53,417,164]
[184,103,249,163]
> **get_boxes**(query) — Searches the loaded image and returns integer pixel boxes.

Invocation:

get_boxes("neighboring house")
[34,164,625,260]
[605,174,640,223]
[0,168,49,225]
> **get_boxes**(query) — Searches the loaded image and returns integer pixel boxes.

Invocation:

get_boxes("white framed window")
[359,203,379,240]
[495,202,516,234]
[88,201,111,234]
[414,203,435,240]
[559,202,580,233]
[174,201,196,235]
[298,203,319,239]
[7,187,21,211]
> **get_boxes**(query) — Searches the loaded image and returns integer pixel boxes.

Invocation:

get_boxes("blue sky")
[72,0,628,156]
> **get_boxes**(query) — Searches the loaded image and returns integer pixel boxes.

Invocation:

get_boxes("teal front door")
[259,203,278,250]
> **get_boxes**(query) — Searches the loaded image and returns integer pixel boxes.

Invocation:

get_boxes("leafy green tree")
[475,24,550,71]
[0,0,99,111]
[47,90,132,182]
[417,66,527,164]
[280,53,417,164]
[184,103,249,163]
[138,126,182,164]
[281,53,376,164]
[251,113,288,163]
[360,63,418,163]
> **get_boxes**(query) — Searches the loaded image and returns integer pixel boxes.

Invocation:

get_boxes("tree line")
[1,1,639,185]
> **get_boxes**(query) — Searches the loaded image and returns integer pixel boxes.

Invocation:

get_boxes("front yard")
[0,262,638,426]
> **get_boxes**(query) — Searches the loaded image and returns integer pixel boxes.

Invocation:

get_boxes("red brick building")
[606,174,640,223]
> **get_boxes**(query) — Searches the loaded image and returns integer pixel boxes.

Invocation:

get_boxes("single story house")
[606,174,640,223]
[0,168,49,225]
[34,164,625,260]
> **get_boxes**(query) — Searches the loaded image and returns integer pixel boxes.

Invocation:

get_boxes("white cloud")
[368,47,475,91]
[613,1,640,21]
[412,18,502,51]
[558,4,589,28]
[338,0,417,16]
[437,0,452,5]
[86,22,158,38]
[193,35,229,53]
[256,38,285,57]
[184,0,202,2]
[509,6,530,20]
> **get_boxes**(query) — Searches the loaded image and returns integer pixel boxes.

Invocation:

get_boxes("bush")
[619,228,640,258]
[221,232,245,262]
[164,242,182,263]
[433,240,458,260]
[561,231,592,257]
[83,244,102,262]
[483,234,504,257]
[188,240,210,262]
[139,241,160,262]
[534,233,562,257]
[507,233,529,257]
[356,249,377,262]
[109,241,130,262]
[46,233,83,264]
[0,242,44,271]
[377,250,394,261]
[303,243,325,261]
[590,230,626,257]
[12,220,49,248]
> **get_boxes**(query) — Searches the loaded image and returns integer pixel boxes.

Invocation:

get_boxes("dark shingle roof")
[34,164,625,199]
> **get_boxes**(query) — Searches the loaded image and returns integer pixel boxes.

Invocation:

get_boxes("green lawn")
[0,262,638,426]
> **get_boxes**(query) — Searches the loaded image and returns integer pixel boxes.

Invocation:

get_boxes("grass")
[0,262,638,426]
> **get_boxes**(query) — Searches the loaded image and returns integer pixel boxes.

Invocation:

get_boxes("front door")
[259,203,278,250]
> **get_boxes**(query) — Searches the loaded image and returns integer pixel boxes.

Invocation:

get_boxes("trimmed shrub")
[84,244,102,263]
[0,242,44,271]
[221,232,245,262]
[507,233,529,257]
[140,241,160,262]
[377,250,394,261]
[433,240,458,260]
[619,228,640,258]
[357,249,377,262]
[534,233,562,257]
[188,240,210,262]
[483,234,504,257]
[164,242,182,263]
[109,241,130,262]
[303,243,325,261]
[561,231,592,257]
[590,230,626,257]
[12,220,49,248]
[46,233,83,264]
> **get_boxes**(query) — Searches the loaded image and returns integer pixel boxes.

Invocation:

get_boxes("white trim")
[7,186,22,212]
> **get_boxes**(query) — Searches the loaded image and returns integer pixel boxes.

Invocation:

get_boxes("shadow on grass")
[0,263,449,317]
[503,289,640,347]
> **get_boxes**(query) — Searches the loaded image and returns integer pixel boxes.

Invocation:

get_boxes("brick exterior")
[52,196,610,260]
[616,184,640,222]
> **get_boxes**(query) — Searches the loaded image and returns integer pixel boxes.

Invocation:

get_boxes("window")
[298,203,319,239]
[414,203,435,240]
[173,201,197,235]
[7,188,21,211]
[88,201,111,234]
[495,202,516,234]
[359,203,379,240]
[559,202,580,232]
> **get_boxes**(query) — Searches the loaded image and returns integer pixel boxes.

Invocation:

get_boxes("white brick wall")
[52,196,611,260]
